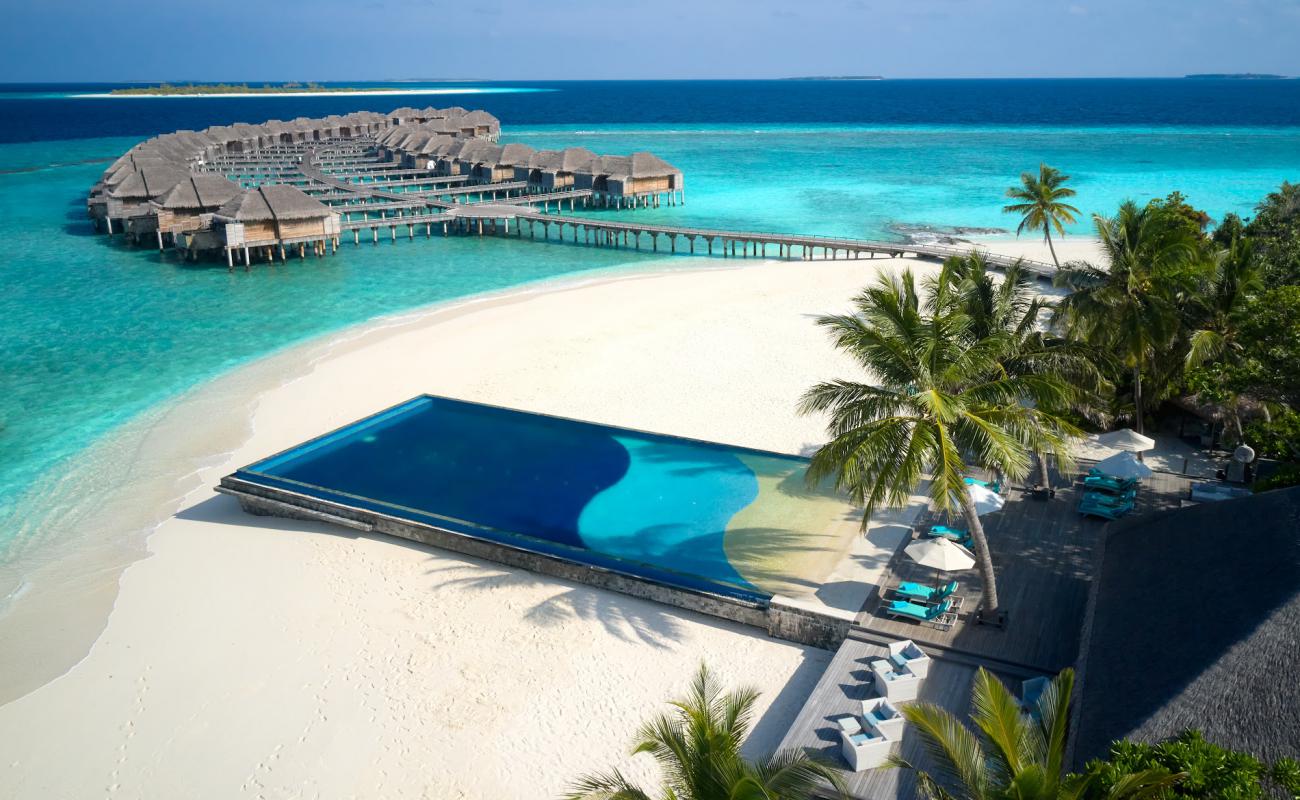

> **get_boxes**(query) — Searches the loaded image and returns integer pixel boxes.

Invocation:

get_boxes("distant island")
[1183,73,1289,80]
[110,82,368,96]
[782,75,884,81]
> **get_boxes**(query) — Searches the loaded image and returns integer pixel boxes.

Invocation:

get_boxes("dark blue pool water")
[235,395,803,602]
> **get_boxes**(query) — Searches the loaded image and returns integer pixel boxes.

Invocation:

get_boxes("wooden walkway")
[775,465,1192,799]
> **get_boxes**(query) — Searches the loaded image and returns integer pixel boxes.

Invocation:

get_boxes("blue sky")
[3,0,1298,82]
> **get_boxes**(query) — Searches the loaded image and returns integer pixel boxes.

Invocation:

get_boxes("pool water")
[236,396,859,601]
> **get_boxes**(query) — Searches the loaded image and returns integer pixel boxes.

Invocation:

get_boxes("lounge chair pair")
[883,598,956,631]
[893,579,960,607]
[924,524,973,547]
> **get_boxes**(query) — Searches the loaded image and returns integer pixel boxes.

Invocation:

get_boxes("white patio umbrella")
[1095,428,1156,453]
[1092,450,1154,481]
[968,482,1005,515]
[905,537,976,572]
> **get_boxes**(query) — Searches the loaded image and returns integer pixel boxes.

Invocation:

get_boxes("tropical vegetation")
[800,268,1081,615]
[1004,164,1081,268]
[891,667,1181,799]
[1083,729,1300,800]
[565,664,846,800]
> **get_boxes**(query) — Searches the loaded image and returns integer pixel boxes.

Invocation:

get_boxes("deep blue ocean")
[2,79,1299,581]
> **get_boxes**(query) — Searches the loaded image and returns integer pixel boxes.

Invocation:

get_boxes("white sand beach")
[0,236,1098,799]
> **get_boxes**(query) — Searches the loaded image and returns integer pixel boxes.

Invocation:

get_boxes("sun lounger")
[924,525,973,546]
[1084,488,1136,505]
[1084,472,1138,492]
[1078,497,1133,520]
[883,598,956,630]
[964,476,1002,493]
[892,580,958,605]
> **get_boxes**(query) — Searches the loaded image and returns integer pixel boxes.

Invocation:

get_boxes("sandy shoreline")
[0,236,1099,798]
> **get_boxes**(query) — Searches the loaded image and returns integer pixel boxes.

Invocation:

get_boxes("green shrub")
[1083,730,1295,799]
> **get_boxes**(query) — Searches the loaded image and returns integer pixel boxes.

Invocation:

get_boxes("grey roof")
[1072,485,1300,767]
[216,184,332,222]
[109,166,190,200]
[156,175,242,211]
[493,143,534,167]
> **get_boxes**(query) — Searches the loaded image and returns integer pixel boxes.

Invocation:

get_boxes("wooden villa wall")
[276,218,330,239]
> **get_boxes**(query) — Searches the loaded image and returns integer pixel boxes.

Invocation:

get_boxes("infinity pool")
[234,396,859,601]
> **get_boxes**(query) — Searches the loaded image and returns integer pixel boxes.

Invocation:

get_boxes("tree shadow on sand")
[423,561,689,650]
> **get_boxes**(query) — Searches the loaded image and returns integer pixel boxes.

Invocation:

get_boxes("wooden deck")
[775,466,1192,799]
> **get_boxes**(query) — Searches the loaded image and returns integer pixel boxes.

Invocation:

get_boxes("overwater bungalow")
[574,152,685,207]
[146,175,243,247]
[205,185,341,267]
[518,147,598,191]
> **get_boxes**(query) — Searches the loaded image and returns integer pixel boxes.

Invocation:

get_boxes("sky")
[2,0,1299,82]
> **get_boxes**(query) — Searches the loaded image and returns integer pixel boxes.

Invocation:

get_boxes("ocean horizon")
[3,77,1300,616]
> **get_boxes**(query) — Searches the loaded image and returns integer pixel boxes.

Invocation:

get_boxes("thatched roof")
[109,166,190,200]
[216,184,332,222]
[493,143,535,167]
[156,175,242,211]
[629,151,681,177]
[1071,486,1300,768]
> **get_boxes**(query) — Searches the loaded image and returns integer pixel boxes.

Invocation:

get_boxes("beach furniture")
[924,525,973,547]
[887,639,931,679]
[892,580,958,606]
[1084,488,1137,506]
[1077,495,1134,520]
[883,599,956,631]
[1084,472,1138,493]
[839,724,892,771]
[869,658,922,702]
[964,475,1002,494]
[861,697,906,739]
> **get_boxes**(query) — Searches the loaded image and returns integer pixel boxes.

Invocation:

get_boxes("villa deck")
[776,466,1193,799]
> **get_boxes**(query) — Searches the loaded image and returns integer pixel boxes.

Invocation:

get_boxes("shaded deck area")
[776,465,1192,799]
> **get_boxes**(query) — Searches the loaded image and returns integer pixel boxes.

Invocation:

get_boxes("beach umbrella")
[1095,428,1156,453]
[1093,450,1154,481]
[968,483,1005,515]
[905,537,976,587]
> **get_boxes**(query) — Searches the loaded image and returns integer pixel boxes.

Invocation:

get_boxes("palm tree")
[565,664,846,800]
[928,253,1106,491]
[1003,164,1081,268]
[891,668,1180,799]
[800,270,1080,617]
[1053,201,1201,436]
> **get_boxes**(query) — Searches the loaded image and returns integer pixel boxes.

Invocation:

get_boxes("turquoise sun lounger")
[925,525,973,546]
[893,580,958,605]
[884,598,956,630]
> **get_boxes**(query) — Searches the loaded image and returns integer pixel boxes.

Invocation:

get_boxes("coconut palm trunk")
[958,490,1000,613]
[1037,451,1052,490]
[1044,226,1060,268]
[1132,364,1144,436]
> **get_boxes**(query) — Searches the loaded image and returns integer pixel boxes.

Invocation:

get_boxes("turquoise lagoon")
[3,121,1300,584]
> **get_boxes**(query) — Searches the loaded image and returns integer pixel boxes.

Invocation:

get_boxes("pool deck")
[775,464,1193,800]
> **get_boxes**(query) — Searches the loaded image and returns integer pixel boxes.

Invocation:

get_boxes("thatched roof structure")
[1070,486,1300,767]
[156,175,242,211]
[215,185,332,222]
[109,166,190,200]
